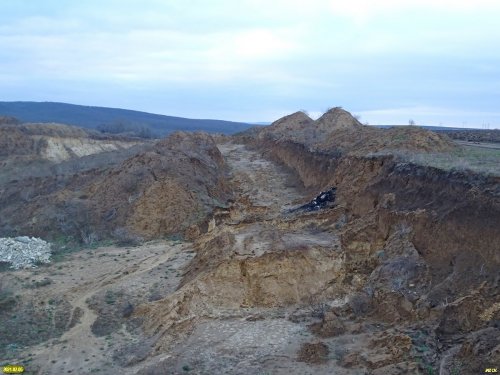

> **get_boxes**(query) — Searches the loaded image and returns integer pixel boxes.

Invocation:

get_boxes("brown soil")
[0,131,231,242]
[297,342,330,364]
[1,110,498,374]
[0,240,195,374]
[254,107,456,155]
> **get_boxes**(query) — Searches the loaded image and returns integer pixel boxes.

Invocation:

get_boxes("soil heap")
[0,130,232,243]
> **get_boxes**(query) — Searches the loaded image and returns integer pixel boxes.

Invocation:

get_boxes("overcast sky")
[1,0,499,127]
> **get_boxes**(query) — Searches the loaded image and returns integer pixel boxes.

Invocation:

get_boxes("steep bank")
[236,110,500,374]
[0,123,141,163]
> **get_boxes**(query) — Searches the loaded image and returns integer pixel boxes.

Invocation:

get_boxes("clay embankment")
[243,134,499,374]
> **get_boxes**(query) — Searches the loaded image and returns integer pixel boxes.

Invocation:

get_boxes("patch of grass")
[165,233,184,244]
[104,290,117,305]
[404,146,500,176]
[49,235,82,263]
[0,288,16,311]
[25,278,52,288]
[0,262,12,273]
[90,239,114,249]
[48,234,119,263]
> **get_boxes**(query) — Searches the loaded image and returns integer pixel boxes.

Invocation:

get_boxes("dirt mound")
[315,107,363,130]
[0,131,232,242]
[259,111,315,143]
[314,124,456,155]
[256,107,456,155]
[258,108,361,146]
[87,132,231,239]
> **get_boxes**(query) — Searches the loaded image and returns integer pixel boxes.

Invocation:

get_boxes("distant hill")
[0,101,254,137]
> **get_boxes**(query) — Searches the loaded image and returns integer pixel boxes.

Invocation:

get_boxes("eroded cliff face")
[0,123,141,162]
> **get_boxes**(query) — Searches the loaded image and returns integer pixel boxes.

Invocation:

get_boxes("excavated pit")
[2,113,498,374]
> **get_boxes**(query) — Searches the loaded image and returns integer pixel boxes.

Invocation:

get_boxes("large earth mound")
[256,107,456,155]
[0,131,232,243]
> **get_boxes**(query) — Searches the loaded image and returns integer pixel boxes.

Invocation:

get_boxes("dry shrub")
[297,341,330,364]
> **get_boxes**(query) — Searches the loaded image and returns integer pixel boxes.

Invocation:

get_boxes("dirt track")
[217,141,306,215]
[1,240,195,374]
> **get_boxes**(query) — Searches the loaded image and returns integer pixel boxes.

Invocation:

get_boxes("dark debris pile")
[291,187,337,212]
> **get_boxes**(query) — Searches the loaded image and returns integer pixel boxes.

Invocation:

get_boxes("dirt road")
[1,241,195,374]
[217,141,306,215]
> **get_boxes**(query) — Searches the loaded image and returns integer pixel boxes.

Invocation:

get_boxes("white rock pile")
[0,236,52,269]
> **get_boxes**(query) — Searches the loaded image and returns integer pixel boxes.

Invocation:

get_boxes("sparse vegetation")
[49,235,83,262]
[26,278,53,288]
[0,285,16,312]
[348,293,373,316]
[97,121,156,139]
[104,290,117,305]
[113,227,144,247]
[404,146,500,175]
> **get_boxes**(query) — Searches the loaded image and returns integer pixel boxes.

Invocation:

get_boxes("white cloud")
[1,1,499,126]
[358,106,500,128]
[227,29,298,59]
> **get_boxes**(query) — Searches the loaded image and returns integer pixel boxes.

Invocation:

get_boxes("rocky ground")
[1,110,499,374]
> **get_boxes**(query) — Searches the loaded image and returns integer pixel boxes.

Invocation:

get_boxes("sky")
[1,0,499,127]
